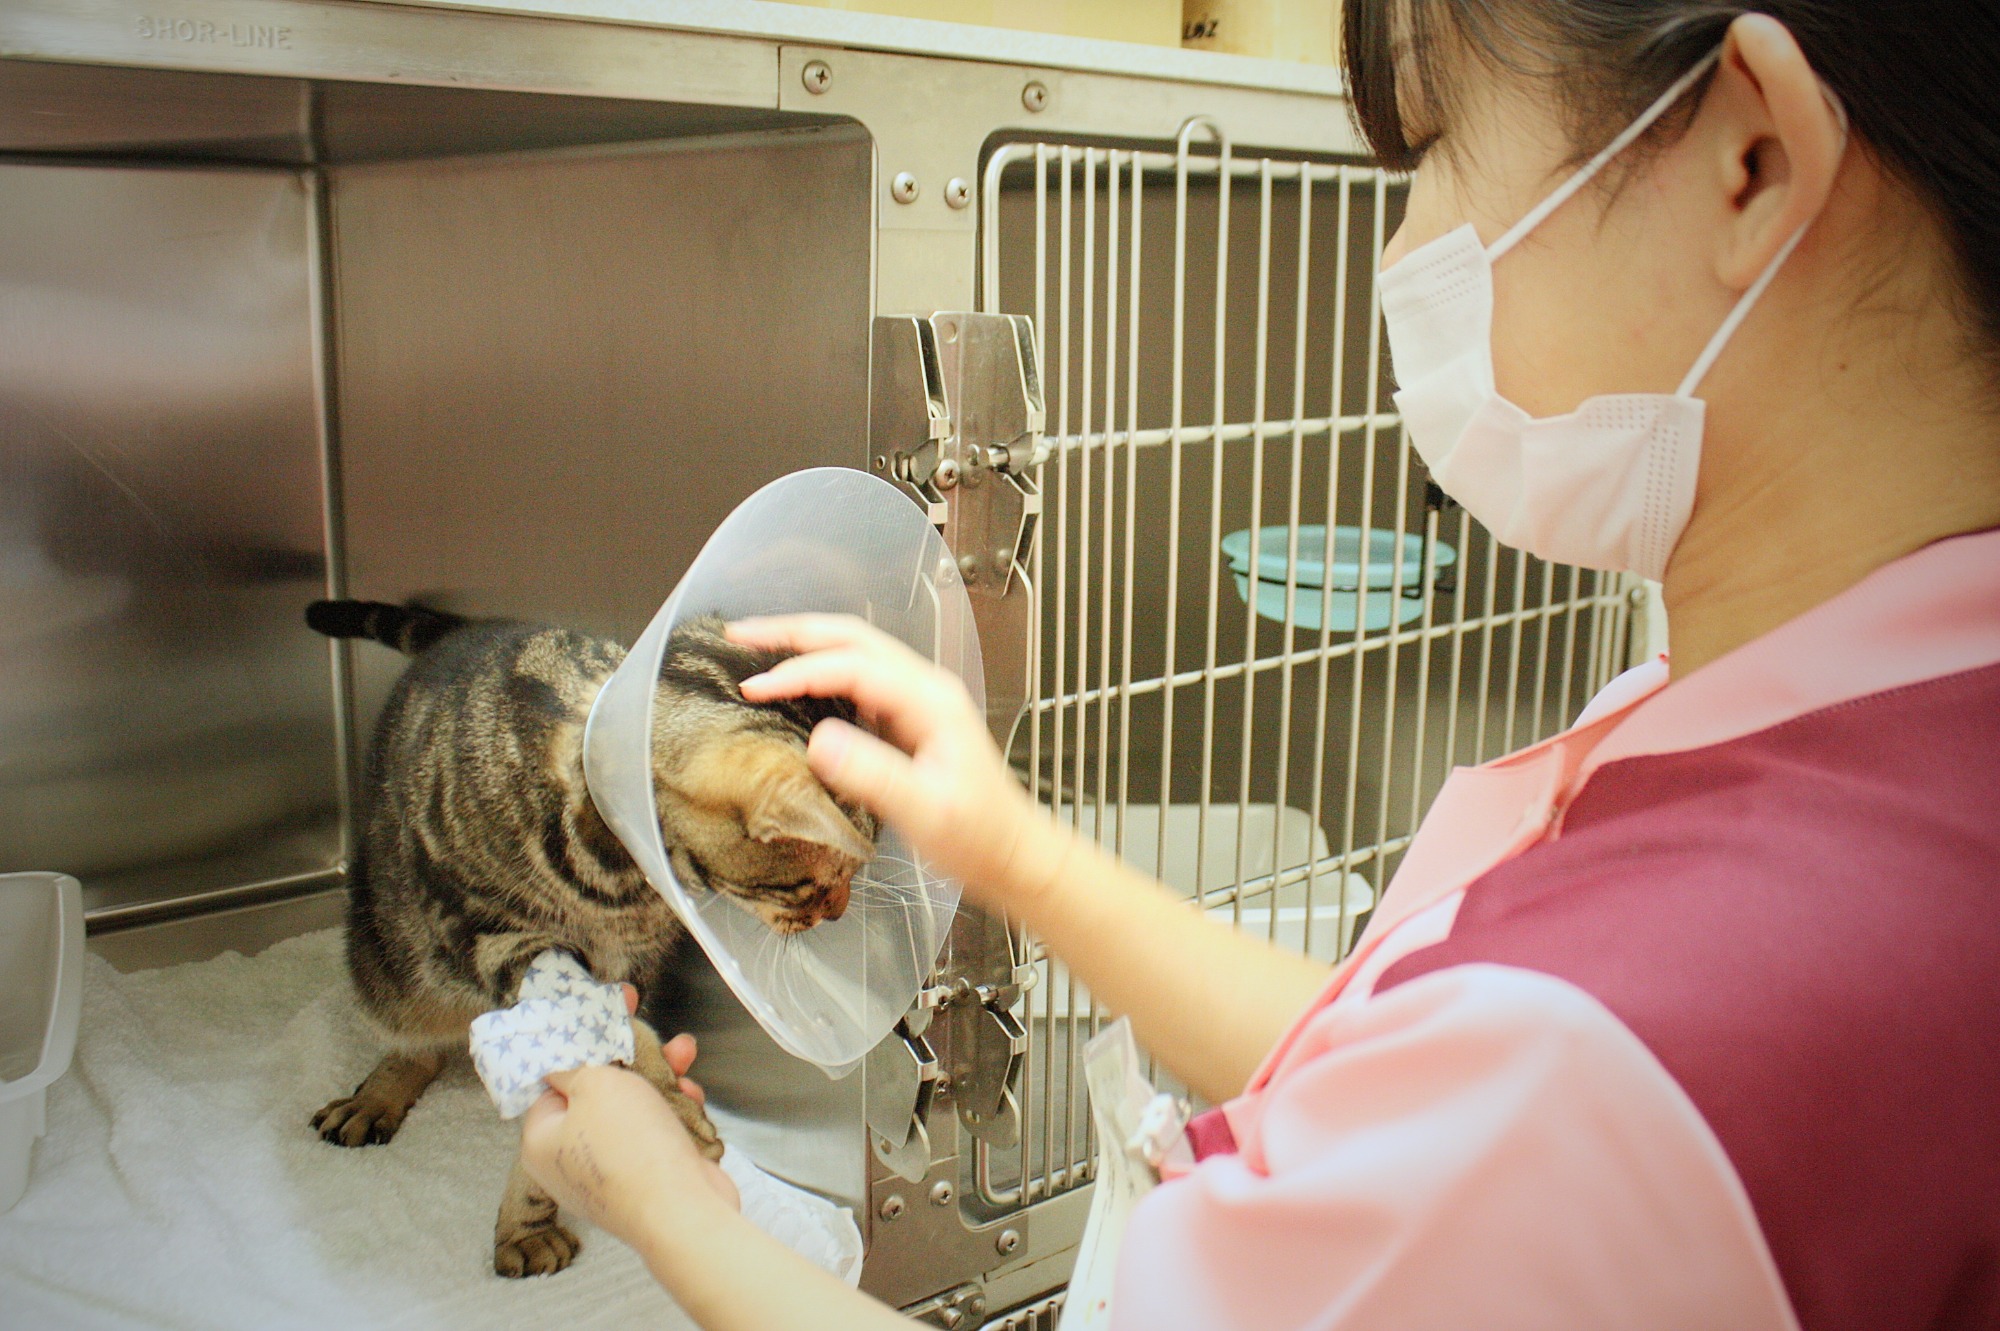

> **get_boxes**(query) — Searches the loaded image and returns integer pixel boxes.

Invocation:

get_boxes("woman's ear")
[1707,12,1847,290]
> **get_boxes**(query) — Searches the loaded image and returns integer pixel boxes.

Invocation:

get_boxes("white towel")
[0,928,862,1329]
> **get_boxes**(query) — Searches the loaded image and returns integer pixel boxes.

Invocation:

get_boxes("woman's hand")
[730,614,1070,911]
[520,1036,739,1252]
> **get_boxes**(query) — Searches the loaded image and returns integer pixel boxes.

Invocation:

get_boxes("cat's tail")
[305,600,467,655]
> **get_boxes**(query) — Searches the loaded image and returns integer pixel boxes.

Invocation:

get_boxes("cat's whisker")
[854,876,929,899]
[852,891,928,911]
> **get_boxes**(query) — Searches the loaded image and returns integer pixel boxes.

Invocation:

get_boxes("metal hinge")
[912,963,1039,1014]
[867,1019,940,1183]
[871,312,1044,595]
[905,1282,988,1329]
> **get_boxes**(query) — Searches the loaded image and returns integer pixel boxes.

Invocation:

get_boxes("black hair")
[1343,0,2000,357]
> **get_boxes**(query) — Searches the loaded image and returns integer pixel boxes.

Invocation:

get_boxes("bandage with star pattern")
[468,951,637,1119]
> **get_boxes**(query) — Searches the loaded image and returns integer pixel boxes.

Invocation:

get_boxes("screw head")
[930,1180,955,1207]
[878,1194,907,1221]
[934,458,961,489]
[801,60,832,94]
[1022,80,1049,112]
[891,171,920,205]
[944,177,972,210]
[996,1227,1022,1255]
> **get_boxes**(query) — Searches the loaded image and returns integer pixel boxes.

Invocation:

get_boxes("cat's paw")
[669,1087,725,1163]
[311,1091,407,1147]
[494,1217,581,1278]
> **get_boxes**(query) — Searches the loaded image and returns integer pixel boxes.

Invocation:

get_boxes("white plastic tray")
[0,872,84,1213]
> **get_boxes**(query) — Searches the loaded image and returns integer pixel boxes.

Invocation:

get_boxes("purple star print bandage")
[468,951,637,1118]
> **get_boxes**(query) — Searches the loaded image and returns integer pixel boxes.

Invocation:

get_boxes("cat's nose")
[820,880,850,921]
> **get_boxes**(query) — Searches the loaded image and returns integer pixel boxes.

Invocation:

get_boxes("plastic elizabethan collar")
[582,468,982,1074]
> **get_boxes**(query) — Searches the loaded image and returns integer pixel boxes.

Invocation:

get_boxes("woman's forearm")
[1007,825,1330,1104]
[640,1193,913,1331]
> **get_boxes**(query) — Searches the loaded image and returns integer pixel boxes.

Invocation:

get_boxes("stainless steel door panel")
[0,162,338,916]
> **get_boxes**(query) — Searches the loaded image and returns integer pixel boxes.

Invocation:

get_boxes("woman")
[523,2,2000,1325]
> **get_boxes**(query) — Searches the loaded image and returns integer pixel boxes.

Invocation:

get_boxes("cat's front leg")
[313,1048,447,1147]
[494,1156,582,1278]
[628,1014,725,1162]
[471,931,572,1007]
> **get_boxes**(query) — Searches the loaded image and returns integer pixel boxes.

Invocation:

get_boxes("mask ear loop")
[1488,46,1725,261]
[1677,86,1851,397]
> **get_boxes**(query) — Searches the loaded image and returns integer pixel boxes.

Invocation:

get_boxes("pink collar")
[1586,525,2000,781]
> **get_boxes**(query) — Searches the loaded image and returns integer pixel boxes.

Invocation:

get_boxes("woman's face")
[1379,39,1739,420]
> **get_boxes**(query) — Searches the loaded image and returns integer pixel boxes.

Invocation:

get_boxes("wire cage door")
[973,125,1639,1220]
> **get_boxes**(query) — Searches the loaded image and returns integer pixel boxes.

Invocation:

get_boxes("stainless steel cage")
[0,5,1645,1326]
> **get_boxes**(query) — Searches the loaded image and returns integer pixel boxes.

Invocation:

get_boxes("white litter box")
[0,872,83,1213]
[1035,806,1375,1019]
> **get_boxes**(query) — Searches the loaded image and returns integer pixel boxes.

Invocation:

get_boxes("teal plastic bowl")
[1220,525,1457,632]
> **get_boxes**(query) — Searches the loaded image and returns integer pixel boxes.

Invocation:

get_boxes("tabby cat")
[304,600,874,1278]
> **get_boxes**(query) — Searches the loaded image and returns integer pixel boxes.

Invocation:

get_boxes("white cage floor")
[0,926,855,1330]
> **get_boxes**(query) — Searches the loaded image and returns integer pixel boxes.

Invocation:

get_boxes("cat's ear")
[746,768,875,863]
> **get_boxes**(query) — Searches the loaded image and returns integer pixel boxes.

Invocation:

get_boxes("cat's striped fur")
[303,600,874,1277]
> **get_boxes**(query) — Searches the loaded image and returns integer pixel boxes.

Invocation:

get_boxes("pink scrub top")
[1114,526,2000,1331]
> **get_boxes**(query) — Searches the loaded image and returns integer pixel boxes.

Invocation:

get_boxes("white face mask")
[1379,48,1840,580]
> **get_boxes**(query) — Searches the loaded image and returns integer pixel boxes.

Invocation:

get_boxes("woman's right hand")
[729,614,1068,912]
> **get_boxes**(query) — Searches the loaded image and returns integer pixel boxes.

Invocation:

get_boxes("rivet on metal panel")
[801,60,832,94]
[996,1228,1022,1256]
[892,172,921,204]
[1021,80,1049,112]
[945,177,972,210]
[880,1194,908,1221]
[930,1180,955,1207]
[958,553,980,582]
